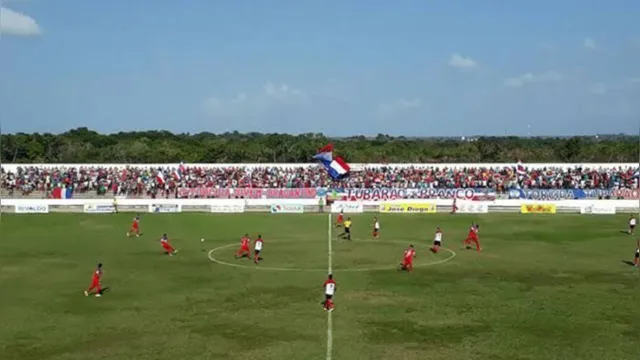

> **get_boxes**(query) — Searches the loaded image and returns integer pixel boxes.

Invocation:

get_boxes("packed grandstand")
[1,163,638,199]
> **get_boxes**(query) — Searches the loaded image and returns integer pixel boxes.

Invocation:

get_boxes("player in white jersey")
[431,227,443,253]
[629,215,636,235]
[322,274,337,311]
[373,217,380,238]
[253,235,264,264]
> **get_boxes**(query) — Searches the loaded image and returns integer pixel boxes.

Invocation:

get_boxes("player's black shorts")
[254,250,261,256]
[433,240,441,247]
[325,294,333,300]
[630,225,636,229]
[345,227,350,233]
[373,227,379,232]
[635,252,639,258]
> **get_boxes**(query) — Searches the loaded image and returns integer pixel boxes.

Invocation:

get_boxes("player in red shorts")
[335,210,344,227]
[398,245,416,272]
[160,234,177,256]
[84,263,103,297]
[462,223,481,251]
[450,198,458,214]
[322,274,337,311]
[127,215,141,237]
[235,234,251,259]
[372,216,380,238]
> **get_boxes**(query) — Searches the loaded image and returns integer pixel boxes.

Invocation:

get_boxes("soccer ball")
[201,238,205,242]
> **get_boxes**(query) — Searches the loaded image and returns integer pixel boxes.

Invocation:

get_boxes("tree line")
[0,128,637,164]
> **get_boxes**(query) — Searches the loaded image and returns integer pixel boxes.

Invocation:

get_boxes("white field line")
[326,212,333,360]
[207,240,457,272]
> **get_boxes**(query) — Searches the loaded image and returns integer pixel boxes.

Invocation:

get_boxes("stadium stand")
[1,164,638,199]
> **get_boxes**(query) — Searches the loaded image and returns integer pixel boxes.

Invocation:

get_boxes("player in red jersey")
[127,215,141,237]
[84,263,103,297]
[431,227,443,253]
[322,274,337,311]
[235,234,251,259]
[462,223,481,251]
[253,235,264,264]
[450,198,458,214]
[335,210,344,227]
[160,234,177,256]
[399,245,416,272]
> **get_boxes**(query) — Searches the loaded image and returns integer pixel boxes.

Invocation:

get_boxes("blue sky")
[1,0,639,136]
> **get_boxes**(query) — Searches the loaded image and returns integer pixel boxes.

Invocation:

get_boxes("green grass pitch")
[1,212,639,360]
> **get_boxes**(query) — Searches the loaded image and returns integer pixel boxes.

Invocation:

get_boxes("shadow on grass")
[620,260,636,267]
[98,287,110,295]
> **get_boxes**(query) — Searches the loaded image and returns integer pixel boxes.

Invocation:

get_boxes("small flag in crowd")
[314,143,350,180]
[52,186,73,199]
[516,160,526,175]
[156,171,165,185]
[173,162,185,180]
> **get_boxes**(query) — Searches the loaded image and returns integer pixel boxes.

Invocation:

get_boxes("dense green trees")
[0,128,637,163]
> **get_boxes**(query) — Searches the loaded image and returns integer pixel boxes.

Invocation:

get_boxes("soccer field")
[1,212,639,360]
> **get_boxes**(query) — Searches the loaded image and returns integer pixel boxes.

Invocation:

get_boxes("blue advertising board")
[507,189,612,200]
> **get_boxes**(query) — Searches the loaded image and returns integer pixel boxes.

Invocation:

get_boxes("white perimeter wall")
[1,163,637,172]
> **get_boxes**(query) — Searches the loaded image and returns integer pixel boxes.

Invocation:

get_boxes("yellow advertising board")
[379,203,437,214]
[520,204,556,214]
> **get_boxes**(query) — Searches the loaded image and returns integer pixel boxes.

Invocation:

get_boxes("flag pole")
[0,122,3,222]
[0,2,3,223]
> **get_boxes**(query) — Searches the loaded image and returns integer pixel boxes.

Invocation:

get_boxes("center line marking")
[326,212,333,360]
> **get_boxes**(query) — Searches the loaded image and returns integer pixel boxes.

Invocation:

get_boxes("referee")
[340,217,352,240]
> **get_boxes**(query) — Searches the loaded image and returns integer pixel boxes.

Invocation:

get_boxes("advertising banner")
[508,189,611,200]
[210,203,246,213]
[178,187,318,199]
[14,204,49,214]
[379,203,436,214]
[611,189,640,199]
[520,204,556,214]
[148,204,182,213]
[344,188,494,201]
[456,202,489,214]
[84,204,116,213]
[270,204,304,214]
[330,203,364,213]
[580,204,616,215]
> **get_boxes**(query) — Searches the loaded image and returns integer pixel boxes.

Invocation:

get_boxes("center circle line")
[207,239,456,272]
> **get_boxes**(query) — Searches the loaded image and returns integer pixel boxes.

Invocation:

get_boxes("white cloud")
[503,71,563,88]
[583,37,597,50]
[203,82,308,117]
[377,98,422,116]
[628,77,640,84]
[263,82,305,101]
[448,54,477,69]
[588,83,607,95]
[0,6,41,36]
[539,42,555,51]
[397,98,422,109]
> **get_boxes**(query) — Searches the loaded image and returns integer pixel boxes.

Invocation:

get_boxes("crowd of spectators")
[1,164,638,198]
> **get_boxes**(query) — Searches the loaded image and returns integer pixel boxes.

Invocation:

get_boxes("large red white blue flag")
[313,144,350,180]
